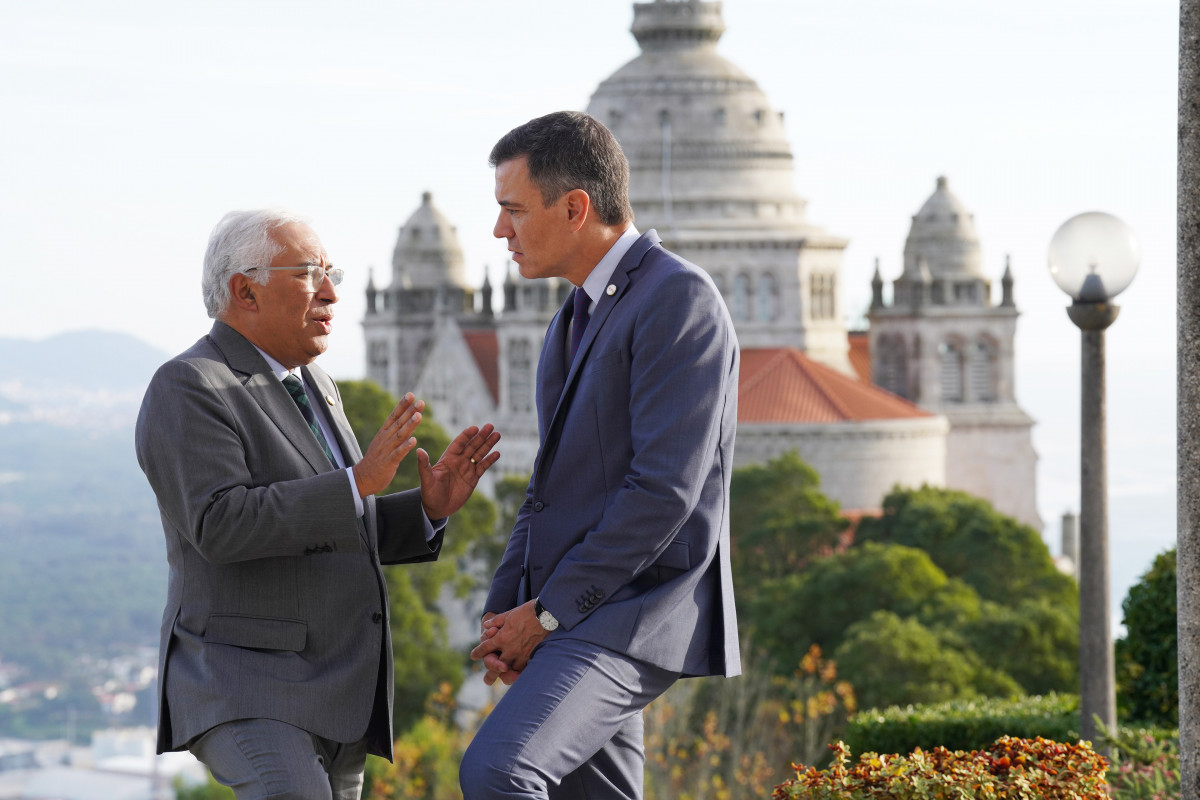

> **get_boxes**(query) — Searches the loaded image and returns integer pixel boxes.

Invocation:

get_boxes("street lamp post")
[1048,211,1140,753]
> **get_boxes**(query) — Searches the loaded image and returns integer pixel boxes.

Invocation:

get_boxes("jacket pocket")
[203,614,307,652]
[655,539,691,571]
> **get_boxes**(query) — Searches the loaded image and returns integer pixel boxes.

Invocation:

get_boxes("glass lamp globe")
[1047,212,1140,302]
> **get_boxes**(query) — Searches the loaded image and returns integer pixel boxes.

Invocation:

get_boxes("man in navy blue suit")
[460,110,740,800]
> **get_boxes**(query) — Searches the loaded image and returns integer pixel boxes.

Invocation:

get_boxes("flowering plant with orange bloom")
[772,735,1109,800]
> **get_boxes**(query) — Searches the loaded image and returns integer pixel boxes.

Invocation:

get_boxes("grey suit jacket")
[484,230,741,678]
[135,321,441,758]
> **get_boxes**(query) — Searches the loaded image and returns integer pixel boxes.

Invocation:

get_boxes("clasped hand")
[470,600,548,686]
[352,393,501,518]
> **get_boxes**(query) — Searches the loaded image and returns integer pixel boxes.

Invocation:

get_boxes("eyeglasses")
[249,264,344,291]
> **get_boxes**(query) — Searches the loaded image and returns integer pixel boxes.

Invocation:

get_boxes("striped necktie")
[282,374,337,468]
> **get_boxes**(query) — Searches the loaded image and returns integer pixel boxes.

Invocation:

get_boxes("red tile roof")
[847,330,872,383]
[462,329,499,404]
[739,347,930,423]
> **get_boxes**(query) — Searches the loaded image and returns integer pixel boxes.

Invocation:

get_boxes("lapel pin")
[326,395,335,405]
[606,284,617,296]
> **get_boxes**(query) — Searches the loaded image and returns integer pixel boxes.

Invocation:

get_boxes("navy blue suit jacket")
[484,230,741,678]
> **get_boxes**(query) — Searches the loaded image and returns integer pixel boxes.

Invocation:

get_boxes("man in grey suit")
[135,209,500,799]
[460,111,740,799]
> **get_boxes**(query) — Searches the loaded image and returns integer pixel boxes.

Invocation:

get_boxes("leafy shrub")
[772,736,1109,799]
[842,693,1081,755]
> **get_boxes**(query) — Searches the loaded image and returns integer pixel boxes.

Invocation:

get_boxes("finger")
[386,393,418,424]
[470,640,500,661]
[467,426,500,462]
[447,425,481,457]
[416,448,431,479]
[393,436,418,465]
[500,669,520,686]
[394,407,422,437]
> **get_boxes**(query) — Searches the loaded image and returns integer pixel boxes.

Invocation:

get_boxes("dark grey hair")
[489,111,633,227]
[202,208,310,319]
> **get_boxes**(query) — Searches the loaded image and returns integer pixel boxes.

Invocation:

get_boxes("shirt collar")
[580,225,640,306]
[253,345,297,383]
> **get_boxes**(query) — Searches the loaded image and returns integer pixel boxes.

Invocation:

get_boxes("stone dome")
[902,176,983,279]
[391,191,469,290]
[586,0,812,235]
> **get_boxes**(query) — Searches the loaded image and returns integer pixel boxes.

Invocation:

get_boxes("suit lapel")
[208,322,338,475]
[538,230,661,470]
[303,366,362,464]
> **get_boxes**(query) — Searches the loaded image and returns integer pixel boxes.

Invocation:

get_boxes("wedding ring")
[470,457,477,464]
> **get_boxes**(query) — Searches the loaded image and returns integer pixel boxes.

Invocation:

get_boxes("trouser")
[189,718,368,800]
[460,638,678,800]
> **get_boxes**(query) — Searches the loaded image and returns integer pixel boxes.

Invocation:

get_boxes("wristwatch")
[534,597,559,632]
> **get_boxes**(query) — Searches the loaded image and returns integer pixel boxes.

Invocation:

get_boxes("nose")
[316,271,339,303]
[493,210,512,240]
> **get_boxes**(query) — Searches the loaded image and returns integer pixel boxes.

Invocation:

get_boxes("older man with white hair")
[136,209,501,799]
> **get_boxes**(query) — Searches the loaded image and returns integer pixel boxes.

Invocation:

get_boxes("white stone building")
[361,0,1038,525]
[868,177,1041,529]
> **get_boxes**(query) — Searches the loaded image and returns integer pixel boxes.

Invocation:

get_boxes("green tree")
[730,452,847,603]
[337,380,497,735]
[962,597,1079,696]
[855,486,1077,608]
[1116,547,1177,726]
[832,611,1021,710]
[750,541,961,666]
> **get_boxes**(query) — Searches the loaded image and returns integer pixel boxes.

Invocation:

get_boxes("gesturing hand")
[418,423,501,520]
[352,393,424,498]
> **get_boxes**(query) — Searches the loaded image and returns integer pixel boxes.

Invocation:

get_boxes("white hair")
[202,208,312,319]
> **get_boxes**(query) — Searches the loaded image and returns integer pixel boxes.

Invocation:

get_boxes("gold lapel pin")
[326,395,335,405]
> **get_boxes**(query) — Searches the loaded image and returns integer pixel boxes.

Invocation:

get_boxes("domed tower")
[586,0,851,372]
[363,191,479,399]
[868,177,1040,530]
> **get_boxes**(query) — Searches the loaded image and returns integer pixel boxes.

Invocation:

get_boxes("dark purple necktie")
[569,287,592,363]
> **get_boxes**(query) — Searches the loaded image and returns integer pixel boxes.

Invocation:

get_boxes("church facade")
[361,0,1039,528]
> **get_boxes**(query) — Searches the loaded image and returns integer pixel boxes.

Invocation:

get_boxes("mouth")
[312,315,333,334]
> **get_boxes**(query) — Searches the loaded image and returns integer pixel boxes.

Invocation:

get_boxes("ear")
[228,273,260,313]
[563,189,591,232]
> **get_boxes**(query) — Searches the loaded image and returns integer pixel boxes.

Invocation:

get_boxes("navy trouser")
[460,638,678,800]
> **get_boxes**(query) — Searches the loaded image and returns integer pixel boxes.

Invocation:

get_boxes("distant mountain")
[0,330,170,429]
[0,331,170,679]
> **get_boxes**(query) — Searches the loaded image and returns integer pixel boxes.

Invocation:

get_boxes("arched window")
[939,339,965,402]
[877,335,908,398]
[809,272,837,320]
[969,337,998,402]
[732,273,750,322]
[509,339,532,413]
[756,273,777,321]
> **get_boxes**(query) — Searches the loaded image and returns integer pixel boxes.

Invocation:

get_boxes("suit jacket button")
[534,501,544,512]
[372,611,383,623]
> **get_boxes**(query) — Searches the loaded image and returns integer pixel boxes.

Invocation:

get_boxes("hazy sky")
[1,0,1179,624]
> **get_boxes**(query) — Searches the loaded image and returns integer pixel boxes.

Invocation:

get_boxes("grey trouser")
[189,718,368,800]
